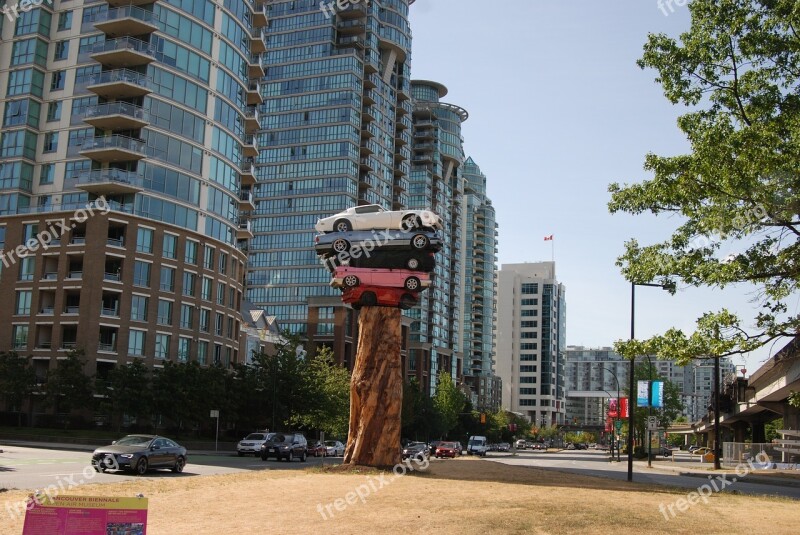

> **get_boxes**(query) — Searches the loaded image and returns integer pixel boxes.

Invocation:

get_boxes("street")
[0,445,339,491]
[486,449,800,499]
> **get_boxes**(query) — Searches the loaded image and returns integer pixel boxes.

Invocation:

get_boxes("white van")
[467,435,488,456]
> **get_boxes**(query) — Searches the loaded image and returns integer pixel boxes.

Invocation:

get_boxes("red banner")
[605,417,613,432]
[619,397,629,418]
[608,398,618,418]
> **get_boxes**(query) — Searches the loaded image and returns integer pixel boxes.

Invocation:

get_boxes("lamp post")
[642,355,655,469]
[628,281,674,482]
[598,366,621,462]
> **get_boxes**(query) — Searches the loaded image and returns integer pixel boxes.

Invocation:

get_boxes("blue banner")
[651,380,664,409]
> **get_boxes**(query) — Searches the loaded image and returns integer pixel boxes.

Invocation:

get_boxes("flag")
[544,235,553,241]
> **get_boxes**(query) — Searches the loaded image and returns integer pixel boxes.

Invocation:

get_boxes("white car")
[315,205,442,233]
[325,440,345,457]
[237,432,274,456]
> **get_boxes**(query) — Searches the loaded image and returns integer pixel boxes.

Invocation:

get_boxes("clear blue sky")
[409,0,785,374]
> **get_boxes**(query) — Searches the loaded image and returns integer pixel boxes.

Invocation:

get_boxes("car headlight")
[119,454,134,459]
[281,446,289,450]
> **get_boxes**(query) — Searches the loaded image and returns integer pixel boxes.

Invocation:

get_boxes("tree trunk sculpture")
[343,306,402,468]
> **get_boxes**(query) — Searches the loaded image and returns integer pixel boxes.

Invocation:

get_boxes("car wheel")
[135,458,148,476]
[343,275,359,288]
[411,234,429,250]
[261,454,267,461]
[334,219,352,232]
[401,215,420,231]
[399,294,416,310]
[288,451,294,462]
[406,257,421,270]
[92,460,105,473]
[332,238,349,253]
[301,452,307,462]
[361,291,377,307]
[404,277,421,291]
[172,456,185,473]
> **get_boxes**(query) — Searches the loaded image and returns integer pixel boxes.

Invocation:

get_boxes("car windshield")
[245,434,265,440]
[114,436,153,447]
[325,441,338,446]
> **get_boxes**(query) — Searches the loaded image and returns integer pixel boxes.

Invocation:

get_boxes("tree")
[608,0,800,361]
[292,346,350,438]
[432,372,465,439]
[789,392,800,409]
[45,350,93,429]
[630,361,684,451]
[105,359,151,432]
[0,352,36,427]
[401,378,436,441]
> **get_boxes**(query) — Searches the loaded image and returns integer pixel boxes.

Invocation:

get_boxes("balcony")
[248,53,265,78]
[339,2,367,18]
[250,29,267,54]
[251,2,268,27]
[242,135,259,158]
[337,19,365,35]
[83,102,149,130]
[76,169,144,196]
[106,0,153,7]
[80,135,147,162]
[239,190,256,211]
[246,80,263,105]
[87,69,152,99]
[237,219,254,239]
[91,37,155,69]
[240,159,257,186]
[93,6,157,38]
[244,106,260,133]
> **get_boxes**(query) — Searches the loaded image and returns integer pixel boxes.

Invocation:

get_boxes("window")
[201,276,212,301]
[215,312,223,336]
[217,282,225,305]
[12,325,29,349]
[39,163,55,186]
[197,340,208,364]
[54,40,69,61]
[214,343,222,364]
[22,223,38,242]
[521,283,538,295]
[203,245,214,269]
[157,299,172,326]
[43,132,58,153]
[7,68,45,97]
[226,317,234,338]
[182,271,196,297]
[184,239,198,264]
[46,101,61,122]
[18,257,34,281]
[180,304,193,329]
[133,260,151,287]
[128,329,146,356]
[155,333,170,359]
[136,227,153,253]
[3,99,40,128]
[1,129,38,159]
[131,295,148,321]
[11,38,47,66]
[177,337,191,362]
[0,227,6,250]
[50,70,66,91]
[16,290,32,314]
[199,308,210,332]
[160,266,175,292]
[218,252,227,274]
[521,321,538,328]
[162,233,177,259]
[57,11,73,31]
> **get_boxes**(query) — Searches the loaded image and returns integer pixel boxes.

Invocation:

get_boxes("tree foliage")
[45,350,93,428]
[103,359,151,432]
[609,0,800,362]
[432,372,465,438]
[0,351,36,427]
[291,346,350,438]
[789,391,800,408]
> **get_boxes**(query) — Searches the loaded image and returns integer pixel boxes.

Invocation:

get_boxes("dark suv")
[260,432,308,462]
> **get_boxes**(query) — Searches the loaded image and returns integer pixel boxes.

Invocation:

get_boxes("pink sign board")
[22,495,148,535]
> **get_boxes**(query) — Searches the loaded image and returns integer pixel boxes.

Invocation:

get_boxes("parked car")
[237,432,274,456]
[314,229,442,259]
[92,435,187,475]
[514,439,526,450]
[467,435,488,456]
[260,432,308,462]
[402,442,429,461]
[435,442,459,458]
[660,445,677,457]
[307,441,328,457]
[566,443,576,450]
[497,443,510,452]
[325,440,345,457]
[331,266,431,292]
[341,285,418,310]
[315,204,442,233]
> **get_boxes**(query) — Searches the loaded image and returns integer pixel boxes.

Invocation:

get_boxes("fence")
[723,440,800,470]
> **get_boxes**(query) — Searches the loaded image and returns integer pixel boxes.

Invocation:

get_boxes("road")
[485,449,800,499]
[0,445,339,491]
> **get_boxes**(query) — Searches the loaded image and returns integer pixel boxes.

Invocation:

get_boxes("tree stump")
[343,306,403,468]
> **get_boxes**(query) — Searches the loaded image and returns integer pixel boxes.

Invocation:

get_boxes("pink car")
[331,266,431,292]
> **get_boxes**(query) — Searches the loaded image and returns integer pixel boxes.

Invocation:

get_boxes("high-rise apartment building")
[496,262,566,425]
[0,1,265,398]
[461,157,500,410]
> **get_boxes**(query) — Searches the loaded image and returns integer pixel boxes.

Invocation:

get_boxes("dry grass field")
[1,457,797,535]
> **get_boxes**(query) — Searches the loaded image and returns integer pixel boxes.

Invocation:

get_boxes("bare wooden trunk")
[343,306,403,468]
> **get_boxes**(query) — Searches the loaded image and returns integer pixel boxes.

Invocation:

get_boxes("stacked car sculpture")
[314,204,442,309]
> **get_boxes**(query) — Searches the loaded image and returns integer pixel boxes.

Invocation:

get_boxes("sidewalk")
[636,456,800,488]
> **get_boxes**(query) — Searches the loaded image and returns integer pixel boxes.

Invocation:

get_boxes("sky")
[409,0,793,375]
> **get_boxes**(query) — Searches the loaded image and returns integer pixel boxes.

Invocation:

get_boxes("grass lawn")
[1,457,797,534]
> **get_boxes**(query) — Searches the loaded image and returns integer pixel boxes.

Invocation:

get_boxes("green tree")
[105,359,151,432]
[401,379,436,441]
[291,347,350,438]
[630,361,684,450]
[608,0,800,361]
[45,350,93,429]
[789,392,800,409]
[432,372,465,439]
[765,418,783,442]
[0,351,36,427]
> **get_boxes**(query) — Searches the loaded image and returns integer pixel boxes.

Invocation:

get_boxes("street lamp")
[598,365,621,462]
[642,355,655,469]
[628,281,674,482]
